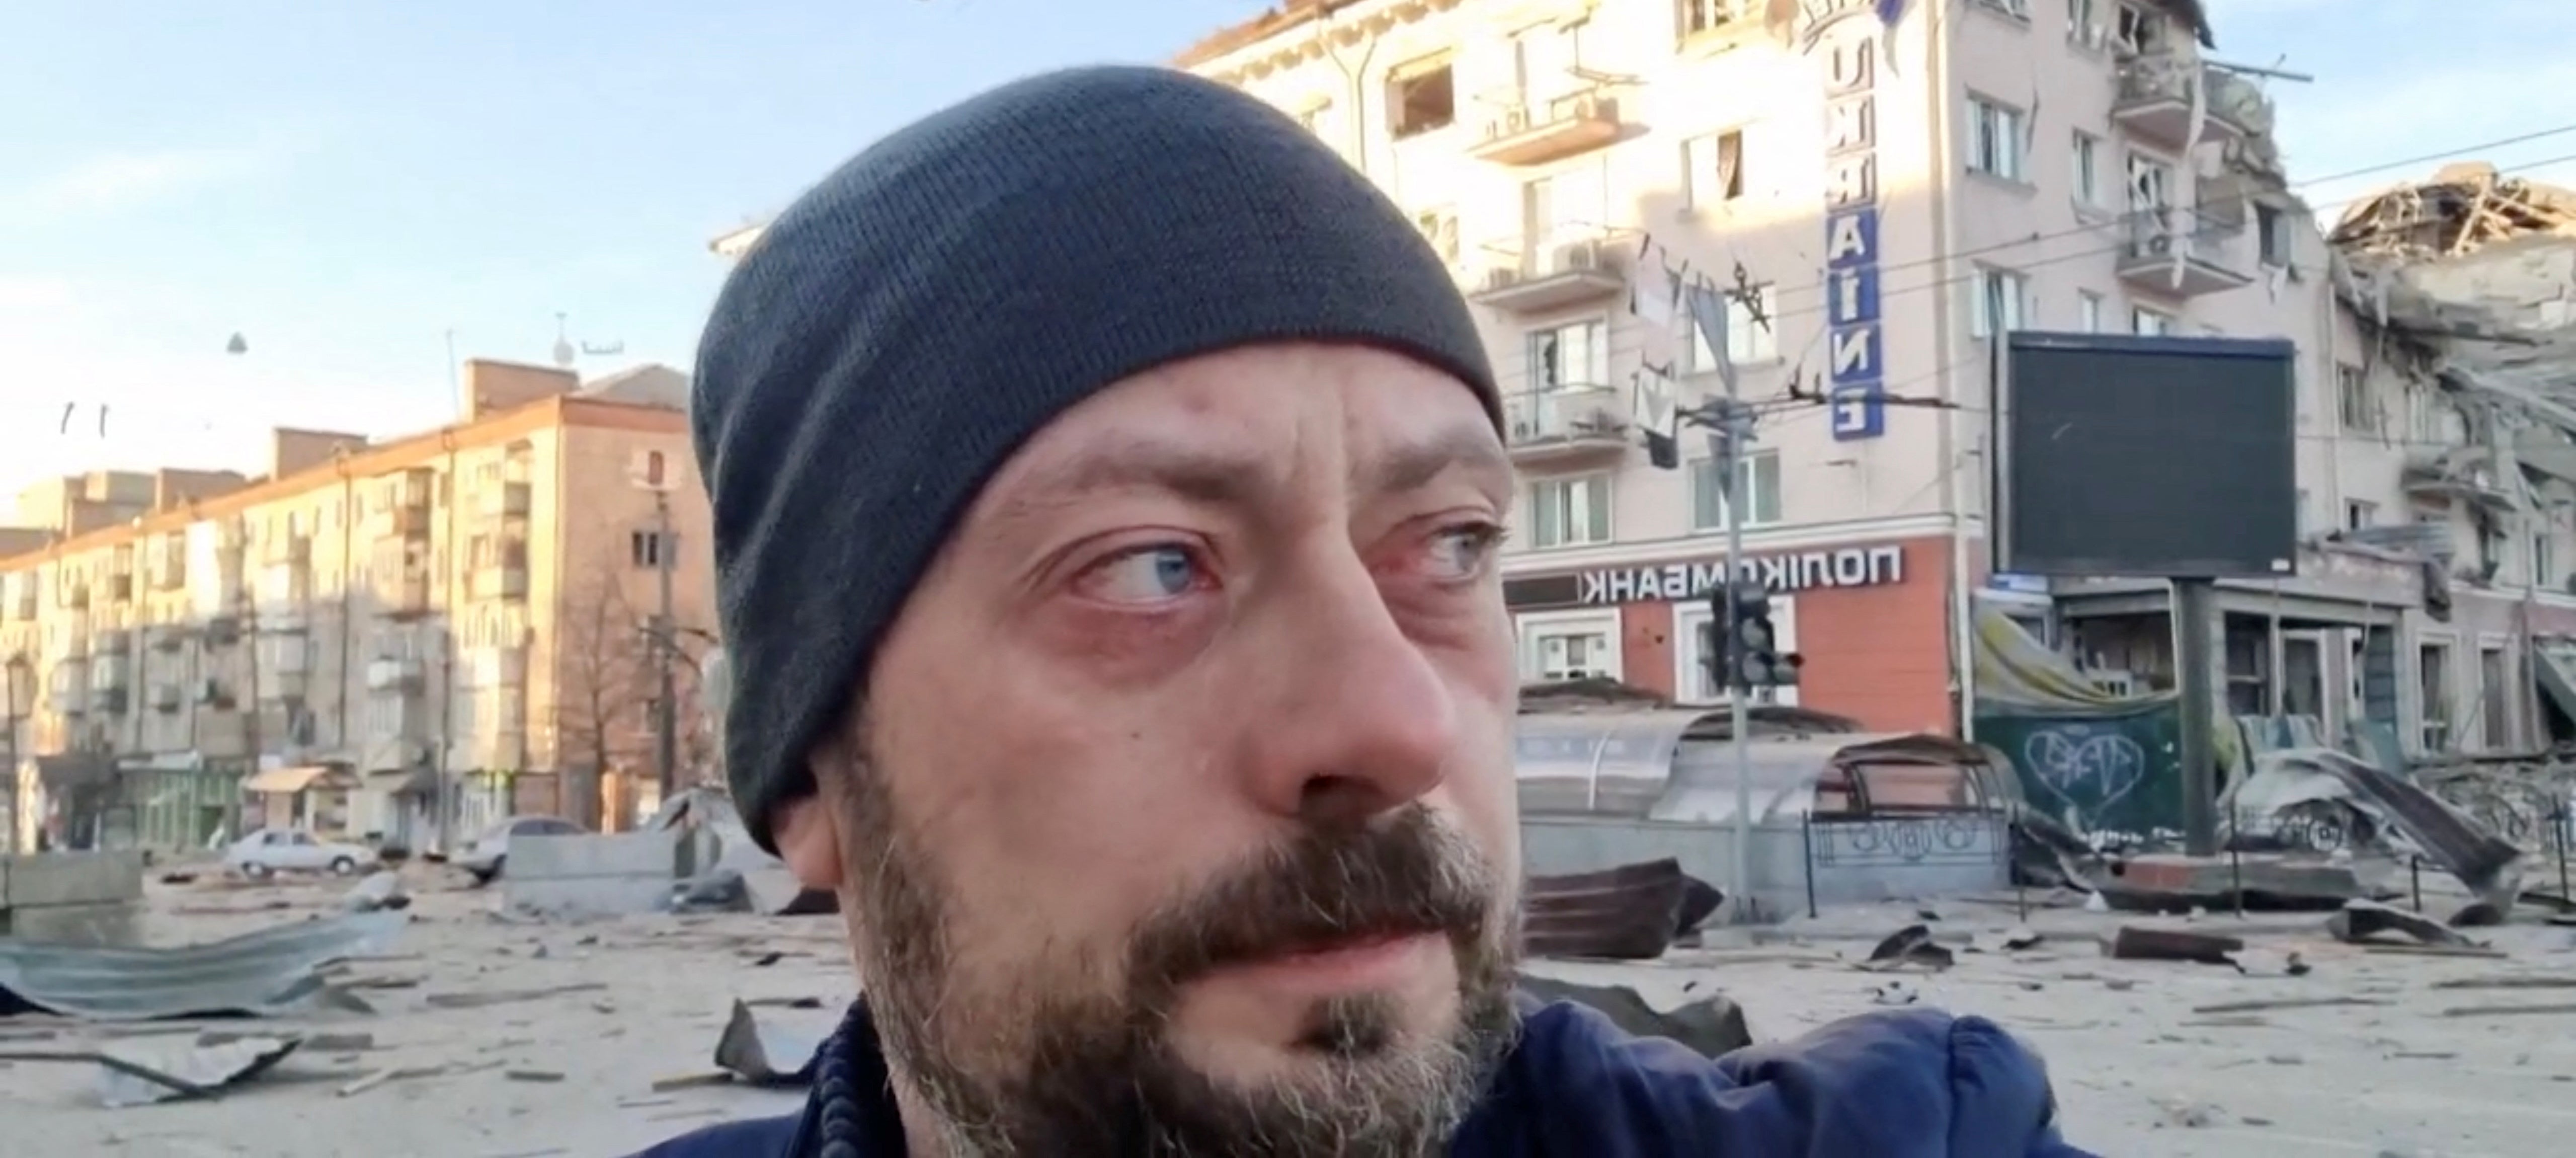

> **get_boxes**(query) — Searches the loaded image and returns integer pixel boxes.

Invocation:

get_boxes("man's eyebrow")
[1361,421,1513,500]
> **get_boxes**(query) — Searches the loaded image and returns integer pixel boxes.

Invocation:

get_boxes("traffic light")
[1723,580,1802,691]
[1698,583,1729,693]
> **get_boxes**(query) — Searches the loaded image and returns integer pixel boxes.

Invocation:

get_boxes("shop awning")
[363,766,439,796]
[244,765,337,795]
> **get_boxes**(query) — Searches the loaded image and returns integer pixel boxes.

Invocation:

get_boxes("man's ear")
[774,765,845,891]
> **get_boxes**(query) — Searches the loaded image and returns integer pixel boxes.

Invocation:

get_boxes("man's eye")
[1081,544,1205,603]
[1422,522,1506,581]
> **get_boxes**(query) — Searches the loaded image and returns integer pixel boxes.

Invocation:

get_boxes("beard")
[835,767,1521,1157]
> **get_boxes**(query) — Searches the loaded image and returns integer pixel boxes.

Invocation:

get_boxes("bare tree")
[554,567,651,801]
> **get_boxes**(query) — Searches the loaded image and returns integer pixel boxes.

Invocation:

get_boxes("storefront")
[1503,535,1956,734]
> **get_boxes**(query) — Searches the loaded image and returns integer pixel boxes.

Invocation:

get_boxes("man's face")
[786,342,1524,1155]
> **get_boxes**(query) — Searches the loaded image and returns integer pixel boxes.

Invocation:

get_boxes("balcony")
[366,656,425,692]
[377,505,434,538]
[1502,385,1632,468]
[1469,234,1626,314]
[2114,55,2269,149]
[149,682,184,713]
[374,573,434,619]
[477,568,530,601]
[2116,209,2253,298]
[477,481,532,520]
[1468,91,1623,167]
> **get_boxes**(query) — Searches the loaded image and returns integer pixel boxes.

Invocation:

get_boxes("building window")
[1517,611,1620,682]
[2418,641,2453,752]
[2255,204,2292,267]
[1528,320,1609,390]
[1523,475,1612,549]
[2113,2,2168,55]
[1682,283,1779,369]
[2076,291,2104,332]
[1674,597,1800,706]
[1677,0,1750,40]
[2335,364,2372,432]
[2480,645,2512,748]
[1968,98,2026,182]
[1683,130,1746,208]
[1414,207,1460,264]
[2071,132,2102,206]
[2130,306,2174,336]
[2534,532,2560,588]
[2344,499,2376,531]
[2068,0,2103,44]
[1690,450,1783,530]
[1971,268,2027,338]
[629,529,675,570]
[1387,62,1455,139]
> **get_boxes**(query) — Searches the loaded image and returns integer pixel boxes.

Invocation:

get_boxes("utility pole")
[1676,272,1799,923]
[235,526,261,842]
[652,490,678,800]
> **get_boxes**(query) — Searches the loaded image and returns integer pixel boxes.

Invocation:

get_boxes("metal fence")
[1798,811,2011,918]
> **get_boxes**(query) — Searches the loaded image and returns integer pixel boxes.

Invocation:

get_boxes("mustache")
[1126,805,1498,987]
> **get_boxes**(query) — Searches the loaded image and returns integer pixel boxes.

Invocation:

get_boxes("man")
[642,65,2092,1158]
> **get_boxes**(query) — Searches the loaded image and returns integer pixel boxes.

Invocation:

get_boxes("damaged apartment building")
[1167,0,2561,764]
[2054,162,2576,780]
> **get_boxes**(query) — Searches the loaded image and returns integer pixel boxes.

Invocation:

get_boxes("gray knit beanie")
[691,64,1502,854]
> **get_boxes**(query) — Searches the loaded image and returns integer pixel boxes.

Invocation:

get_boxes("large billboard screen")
[1996,333,2298,579]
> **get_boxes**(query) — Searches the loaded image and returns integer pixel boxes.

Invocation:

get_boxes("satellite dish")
[225,333,249,355]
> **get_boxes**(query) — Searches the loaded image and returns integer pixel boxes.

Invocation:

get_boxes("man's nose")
[1238,553,1461,828]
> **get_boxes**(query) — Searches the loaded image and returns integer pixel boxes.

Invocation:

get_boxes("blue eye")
[1090,545,1201,602]
[1426,523,1505,580]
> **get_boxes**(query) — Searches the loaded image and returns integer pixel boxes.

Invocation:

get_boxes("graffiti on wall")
[2019,723,2149,820]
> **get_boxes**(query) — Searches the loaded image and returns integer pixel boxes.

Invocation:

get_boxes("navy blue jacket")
[635,997,2097,1156]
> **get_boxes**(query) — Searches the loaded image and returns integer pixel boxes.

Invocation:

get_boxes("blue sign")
[1818,17,1885,441]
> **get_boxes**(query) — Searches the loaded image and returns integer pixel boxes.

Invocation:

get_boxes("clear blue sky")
[3,0,2570,501]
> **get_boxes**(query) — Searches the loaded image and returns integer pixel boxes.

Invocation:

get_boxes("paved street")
[5,873,2571,1156]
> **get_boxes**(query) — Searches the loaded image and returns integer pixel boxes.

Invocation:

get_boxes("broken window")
[2071,132,2102,205]
[2335,364,2372,433]
[1677,0,1747,39]
[1972,269,2027,338]
[2256,204,2292,267]
[1684,130,1746,207]
[1387,62,1455,139]
[2113,2,2165,55]
[2479,646,2511,749]
[2419,642,2454,752]
[1968,98,2026,181]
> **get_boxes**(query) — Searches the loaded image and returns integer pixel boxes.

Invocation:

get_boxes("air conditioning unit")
[1556,240,1602,271]
[1481,267,1522,292]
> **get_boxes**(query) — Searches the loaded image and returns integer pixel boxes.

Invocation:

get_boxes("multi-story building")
[0,359,718,855]
[1168,0,2576,759]
[702,0,2576,768]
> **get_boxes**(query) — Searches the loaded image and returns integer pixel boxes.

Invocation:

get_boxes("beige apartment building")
[0,360,717,855]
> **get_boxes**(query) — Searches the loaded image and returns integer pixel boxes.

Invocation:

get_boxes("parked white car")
[224,827,379,879]
[456,815,590,884]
